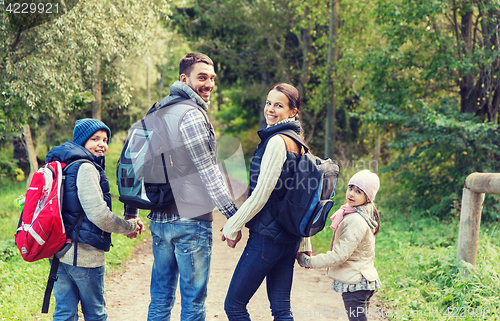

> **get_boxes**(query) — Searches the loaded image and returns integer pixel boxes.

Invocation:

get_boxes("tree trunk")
[260,72,271,130]
[92,53,102,120]
[297,7,312,98]
[23,124,38,186]
[146,61,150,108]
[325,0,339,159]
[457,3,500,122]
[373,134,381,162]
[13,136,29,173]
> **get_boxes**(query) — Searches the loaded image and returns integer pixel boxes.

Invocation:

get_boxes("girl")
[222,83,311,320]
[298,169,381,321]
[45,118,143,320]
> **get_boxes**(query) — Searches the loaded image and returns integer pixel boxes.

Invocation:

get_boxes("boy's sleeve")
[77,163,137,235]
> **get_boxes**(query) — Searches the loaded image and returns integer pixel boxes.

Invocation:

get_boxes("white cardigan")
[222,135,311,251]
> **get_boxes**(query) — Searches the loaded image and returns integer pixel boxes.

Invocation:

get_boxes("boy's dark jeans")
[342,290,375,321]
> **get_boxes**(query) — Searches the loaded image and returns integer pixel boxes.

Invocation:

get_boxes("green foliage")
[358,99,500,219]
[170,0,382,159]
[355,0,500,219]
[0,148,22,180]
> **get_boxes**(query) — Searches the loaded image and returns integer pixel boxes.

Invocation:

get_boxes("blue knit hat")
[73,118,111,146]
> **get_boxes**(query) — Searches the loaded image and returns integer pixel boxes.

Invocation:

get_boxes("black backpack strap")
[42,257,60,313]
[71,214,85,266]
[146,102,161,116]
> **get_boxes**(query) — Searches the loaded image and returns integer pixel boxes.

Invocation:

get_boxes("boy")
[45,118,143,321]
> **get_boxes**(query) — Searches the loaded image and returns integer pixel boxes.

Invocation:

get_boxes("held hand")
[296,250,312,262]
[136,218,145,234]
[221,228,226,242]
[126,230,138,239]
[297,253,312,268]
[125,217,143,239]
[226,230,242,248]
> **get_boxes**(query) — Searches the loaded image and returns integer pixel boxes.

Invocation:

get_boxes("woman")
[222,83,311,320]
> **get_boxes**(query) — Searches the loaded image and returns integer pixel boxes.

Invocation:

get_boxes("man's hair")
[179,53,214,77]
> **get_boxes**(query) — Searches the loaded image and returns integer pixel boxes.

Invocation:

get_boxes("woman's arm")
[222,135,287,240]
[77,163,137,235]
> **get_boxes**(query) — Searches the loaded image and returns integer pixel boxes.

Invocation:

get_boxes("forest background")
[1,0,500,320]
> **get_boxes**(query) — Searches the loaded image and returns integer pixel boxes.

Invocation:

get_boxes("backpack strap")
[272,129,310,154]
[159,96,210,124]
[42,257,59,313]
[278,134,305,156]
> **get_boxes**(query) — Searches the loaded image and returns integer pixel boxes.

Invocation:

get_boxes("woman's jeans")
[148,219,212,321]
[342,290,375,321]
[224,232,299,321]
[52,262,107,321]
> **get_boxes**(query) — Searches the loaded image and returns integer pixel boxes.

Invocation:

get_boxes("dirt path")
[103,211,385,320]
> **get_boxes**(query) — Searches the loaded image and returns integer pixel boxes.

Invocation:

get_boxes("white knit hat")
[348,170,380,201]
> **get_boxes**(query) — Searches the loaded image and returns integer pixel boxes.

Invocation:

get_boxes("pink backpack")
[15,159,88,313]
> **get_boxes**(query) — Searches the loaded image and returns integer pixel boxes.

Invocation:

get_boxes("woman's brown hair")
[270,83,301,122]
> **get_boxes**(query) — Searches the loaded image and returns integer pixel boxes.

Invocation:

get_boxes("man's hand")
[136,218,145,234]
[125,217,145,239]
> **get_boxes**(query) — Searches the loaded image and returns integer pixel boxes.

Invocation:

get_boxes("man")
[124,53,241,321]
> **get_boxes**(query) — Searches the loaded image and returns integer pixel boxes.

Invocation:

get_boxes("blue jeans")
[52,262,107,321]
[148,219,213,321]
[224,232,299,321]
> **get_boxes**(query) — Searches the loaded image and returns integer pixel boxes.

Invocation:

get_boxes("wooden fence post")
[457,173,500,277]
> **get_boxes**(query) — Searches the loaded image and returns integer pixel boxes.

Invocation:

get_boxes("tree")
[362,0,500,217]
[1,0,168,181]
[170,0,380,160]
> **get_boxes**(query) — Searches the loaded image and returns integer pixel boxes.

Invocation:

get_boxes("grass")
[0,138,150,320]
[311,171,500,320]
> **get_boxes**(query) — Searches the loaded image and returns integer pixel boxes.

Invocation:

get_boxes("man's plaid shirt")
[124,108,237,222]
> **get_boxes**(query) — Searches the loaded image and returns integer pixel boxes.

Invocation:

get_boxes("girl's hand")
[297,253,312,268]
[296,250,312,261]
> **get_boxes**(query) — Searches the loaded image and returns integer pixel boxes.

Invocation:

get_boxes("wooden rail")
[457,173,500,277]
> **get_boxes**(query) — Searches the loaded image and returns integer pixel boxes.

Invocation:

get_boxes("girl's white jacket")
[310,205,379,284]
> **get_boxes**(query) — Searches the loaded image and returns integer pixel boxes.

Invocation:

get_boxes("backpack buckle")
[48,274,58,282]
[55,241,72,258]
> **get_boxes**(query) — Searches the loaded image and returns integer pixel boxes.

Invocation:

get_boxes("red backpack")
[16,161,68,262]
[15,159,88,313]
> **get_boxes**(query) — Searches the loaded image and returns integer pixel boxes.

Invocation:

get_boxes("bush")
[0,150,22,181]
